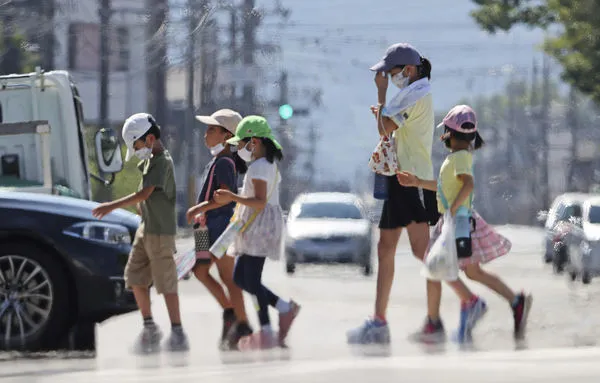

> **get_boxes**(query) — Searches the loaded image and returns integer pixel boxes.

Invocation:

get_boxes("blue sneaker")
[456,297,487,342]
[346,318,390,345]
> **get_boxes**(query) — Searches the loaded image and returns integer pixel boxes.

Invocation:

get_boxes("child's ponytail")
[473,132,485,150]
[418,57,432,80]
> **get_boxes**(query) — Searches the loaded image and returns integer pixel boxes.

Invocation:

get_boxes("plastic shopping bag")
[209,219,244,259]
[174,248,196,280]
[421,212,459,281]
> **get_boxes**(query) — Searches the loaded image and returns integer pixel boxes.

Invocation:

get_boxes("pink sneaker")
[237,330,278,351]
[278,301,301,347]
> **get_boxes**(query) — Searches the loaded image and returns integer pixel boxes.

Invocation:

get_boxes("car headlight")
[63,221,132,245]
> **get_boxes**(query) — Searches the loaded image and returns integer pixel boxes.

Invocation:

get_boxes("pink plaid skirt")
[426,210,512,269]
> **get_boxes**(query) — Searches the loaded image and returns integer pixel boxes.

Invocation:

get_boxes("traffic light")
[279,104,294,120]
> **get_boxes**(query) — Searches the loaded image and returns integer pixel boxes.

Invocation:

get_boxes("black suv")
[0,191,139,352]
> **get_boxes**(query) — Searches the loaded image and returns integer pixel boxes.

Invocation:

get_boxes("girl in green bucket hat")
[214,116,300,350]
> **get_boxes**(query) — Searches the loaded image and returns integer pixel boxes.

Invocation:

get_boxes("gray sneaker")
[135,325,163,353]
[346,318,391,345]
[167,328,190,352]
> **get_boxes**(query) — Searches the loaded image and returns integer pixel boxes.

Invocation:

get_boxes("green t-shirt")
[137,150,176,235]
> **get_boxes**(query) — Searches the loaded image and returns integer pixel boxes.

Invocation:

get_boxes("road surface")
[2,225,600,382]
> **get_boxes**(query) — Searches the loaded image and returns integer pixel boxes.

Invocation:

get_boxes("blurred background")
[2,0,598,226]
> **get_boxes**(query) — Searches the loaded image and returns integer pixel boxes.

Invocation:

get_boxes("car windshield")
[588,205,600,224]
[294,202,363,220]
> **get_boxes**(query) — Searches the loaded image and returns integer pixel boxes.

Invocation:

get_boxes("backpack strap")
[204,156,236,202]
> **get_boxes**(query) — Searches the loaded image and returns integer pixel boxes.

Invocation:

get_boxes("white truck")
[0,67,123,198]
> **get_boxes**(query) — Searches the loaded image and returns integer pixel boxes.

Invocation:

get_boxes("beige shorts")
[124,227,178,295]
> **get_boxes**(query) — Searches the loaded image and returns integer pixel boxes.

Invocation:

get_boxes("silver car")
[566,197,600,284]
[284,192,373,276]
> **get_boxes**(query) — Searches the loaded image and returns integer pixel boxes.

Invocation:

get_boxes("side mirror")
[94,128,123,174]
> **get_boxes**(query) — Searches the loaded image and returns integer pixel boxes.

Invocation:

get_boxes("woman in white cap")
[347,43,441,345]
[186,109,253,350]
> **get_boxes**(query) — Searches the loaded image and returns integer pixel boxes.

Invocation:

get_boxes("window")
[113,26,130,72]
[293,202,363,220]
[67,23,130,72]
[588,206,600,224]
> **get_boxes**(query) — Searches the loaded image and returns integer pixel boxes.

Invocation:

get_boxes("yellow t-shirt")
[385,93,435,181]
[437,150,473,214]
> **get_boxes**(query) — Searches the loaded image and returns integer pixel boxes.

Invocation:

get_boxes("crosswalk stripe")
[12,346,600,382]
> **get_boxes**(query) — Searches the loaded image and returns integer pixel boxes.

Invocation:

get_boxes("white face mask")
[135,147,152,161]
[391,72,409,89]
[209,143,225,156]
[237,143,253,162]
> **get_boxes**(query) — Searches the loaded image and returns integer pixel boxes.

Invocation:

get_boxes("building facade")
[54,0,147,125]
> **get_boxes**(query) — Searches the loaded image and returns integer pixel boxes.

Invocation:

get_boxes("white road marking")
[5,346,600,382]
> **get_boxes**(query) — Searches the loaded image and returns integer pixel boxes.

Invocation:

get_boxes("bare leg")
[164,293,182,325]
[193,262,232,309]
[132,285,152,318]
[216,255,249,323]
[406,222,475,320]
[464,263,516,303]
[374,228,402,320]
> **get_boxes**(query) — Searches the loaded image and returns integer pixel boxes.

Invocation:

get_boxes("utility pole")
[185,0,199,207]
[97,0,112,201]
[40,0,56,70]
[305,123,318,187]
[540,55,551,209]
[146,0,168,126]
[241,0,258,115]
[277,71,295,208]
[228,6,237,107]
[99,0,111,132]
[566,88,578,190]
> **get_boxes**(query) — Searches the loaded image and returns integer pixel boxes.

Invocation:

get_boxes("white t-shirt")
[240,157,280,206]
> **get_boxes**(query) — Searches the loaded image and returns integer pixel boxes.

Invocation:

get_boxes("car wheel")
[582,271,591,285]
[286,262,296,275]
[0,242,71,351]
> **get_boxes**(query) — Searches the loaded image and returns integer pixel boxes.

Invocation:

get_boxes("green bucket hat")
[226,115,282,150]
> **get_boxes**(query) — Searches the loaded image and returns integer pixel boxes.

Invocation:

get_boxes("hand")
[374,71,389,90]
[214,189,234,205]
[92,202,115,220]
[370,105,379,117]
[396,171,419,187]
[186,207,199,225]
[449,206,458,217]
[196,214,207,226]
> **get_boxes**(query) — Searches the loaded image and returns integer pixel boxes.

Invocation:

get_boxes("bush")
[85,126,140,213]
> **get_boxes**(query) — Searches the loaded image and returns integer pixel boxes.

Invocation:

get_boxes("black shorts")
[378,175,440,229]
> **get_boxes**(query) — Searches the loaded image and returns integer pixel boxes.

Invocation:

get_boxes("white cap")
[122,113,156,161]
[195,109,242,135]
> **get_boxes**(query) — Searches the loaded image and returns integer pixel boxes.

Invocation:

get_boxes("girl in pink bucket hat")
[397,104,532,343]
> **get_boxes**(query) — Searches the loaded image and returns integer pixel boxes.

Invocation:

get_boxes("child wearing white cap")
[93,113,188,353]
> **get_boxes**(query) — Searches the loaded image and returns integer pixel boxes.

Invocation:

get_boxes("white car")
[566,196,600,284]
[284,192,373,276]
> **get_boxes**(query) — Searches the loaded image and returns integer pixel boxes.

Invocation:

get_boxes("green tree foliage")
[471,1,600,104]
[0,28,39,75]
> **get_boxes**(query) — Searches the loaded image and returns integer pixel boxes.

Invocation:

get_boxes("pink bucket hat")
[437,104,477,133]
